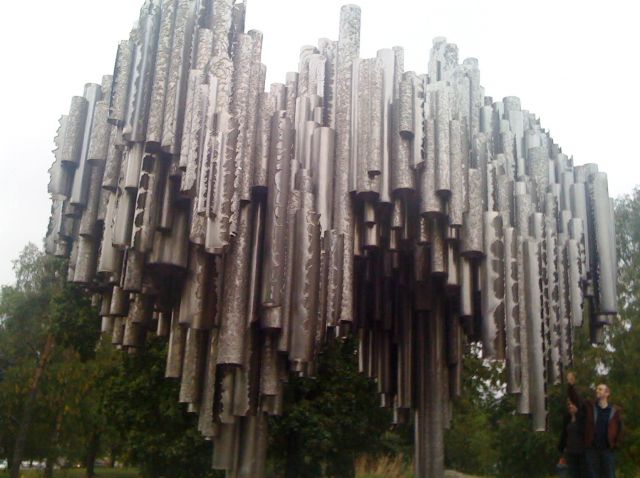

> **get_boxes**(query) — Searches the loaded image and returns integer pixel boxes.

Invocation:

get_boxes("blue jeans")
[585,449,615,478]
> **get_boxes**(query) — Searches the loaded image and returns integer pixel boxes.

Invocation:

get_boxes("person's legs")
[584,449,599,478]
[597,450,605,478]
[578,453,589,478]
[601,450,615,478]
[566,453,582,478]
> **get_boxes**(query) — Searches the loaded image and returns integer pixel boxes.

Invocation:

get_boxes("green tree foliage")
[444,343,558,478]
[0,245,105,475]
[444,344,501,475]
[101,337,221,478]
[0,244,100,360]
[268,338,400,478]
[493,385,567,478]
[0,244,60,366]
[0,249,223,477]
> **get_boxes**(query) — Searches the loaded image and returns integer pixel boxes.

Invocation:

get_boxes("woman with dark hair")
[559,396,587,477]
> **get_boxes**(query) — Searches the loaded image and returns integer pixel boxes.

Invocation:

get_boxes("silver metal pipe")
[480,211,505,359]
[260,112,293,324]
[123,3,160,143]
[591,172,617,314]
[524,239,546,431]
[217,204,253,366]
[435,87,451,197]
[109,41,132,126]
[161,0,196,154]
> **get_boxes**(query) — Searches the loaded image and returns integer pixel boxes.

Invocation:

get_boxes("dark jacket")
[558,407,586,454]
[568,384,623,449]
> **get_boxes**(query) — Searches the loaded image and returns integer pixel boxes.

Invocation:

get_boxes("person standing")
[559,396,587,477]
[567,372,623,478]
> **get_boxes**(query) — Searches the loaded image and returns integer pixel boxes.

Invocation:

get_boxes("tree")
[0,244,99,477]
[1,245,61,477]
[268,338,396,478]
[444,343,501,475]
[101,337,221,478]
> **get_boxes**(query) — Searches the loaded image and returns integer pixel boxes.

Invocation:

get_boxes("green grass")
[0,468,138,478]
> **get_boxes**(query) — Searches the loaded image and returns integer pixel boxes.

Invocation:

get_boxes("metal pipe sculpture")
[46,1,618,476]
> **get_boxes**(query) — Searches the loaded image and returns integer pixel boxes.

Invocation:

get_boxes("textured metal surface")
[45,3,618,477]
[481,211,505,359]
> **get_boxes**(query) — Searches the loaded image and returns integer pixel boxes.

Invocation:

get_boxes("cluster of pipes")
[45,0,618,476]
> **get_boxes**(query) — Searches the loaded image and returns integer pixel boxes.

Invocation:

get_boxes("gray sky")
[1,0,638,286]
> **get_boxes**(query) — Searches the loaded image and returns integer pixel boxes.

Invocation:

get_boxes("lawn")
[355,456,488,478]
[0,469,138,478]
[0,465,492,478]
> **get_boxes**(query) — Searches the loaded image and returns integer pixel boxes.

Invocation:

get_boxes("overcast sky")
[0,0,638,286]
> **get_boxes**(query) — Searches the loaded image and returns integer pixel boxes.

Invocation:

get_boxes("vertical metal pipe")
[332,5,360,325]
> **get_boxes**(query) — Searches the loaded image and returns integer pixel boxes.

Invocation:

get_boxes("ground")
[0,467,486,478]
[0,469,137,478]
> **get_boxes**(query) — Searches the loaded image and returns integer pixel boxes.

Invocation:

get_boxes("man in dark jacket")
[567,372,623,478]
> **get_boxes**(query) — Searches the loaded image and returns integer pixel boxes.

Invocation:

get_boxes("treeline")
[1,188,639,478]
[0,246,215,478]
